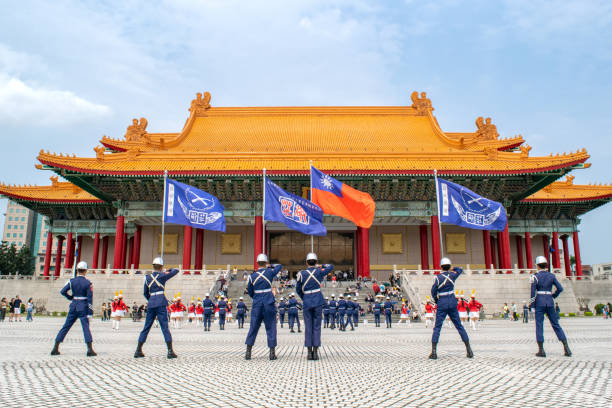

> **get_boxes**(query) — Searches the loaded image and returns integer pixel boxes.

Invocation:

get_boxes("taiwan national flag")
[264,177,327,236]
[310,166,375,228]
[164,178,226,232]
[437,178,507,231]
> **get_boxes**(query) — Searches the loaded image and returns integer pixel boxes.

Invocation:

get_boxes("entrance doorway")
[269,231,354,277]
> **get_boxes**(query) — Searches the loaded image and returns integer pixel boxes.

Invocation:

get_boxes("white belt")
[73,297,87,300]
[438,291,454,296]
[255,288,272,294]
[537,291,552,295]
[304,288,321,294]
[150,291,164,296]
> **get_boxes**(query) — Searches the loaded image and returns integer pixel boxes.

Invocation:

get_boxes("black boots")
[307,347,313,360]
[464,341,473,358]
[429,342,438,360]
[86,342,97,357]
[166,341,177,359]
[134,342,145,358]
[562,340,572,357]
[50,342,60,356]
[290,328,295,333]
[312,347,319,360]
[245,345,252,360]
[536,341,546,357]
[269,347,277,360]
[298,328,301,333]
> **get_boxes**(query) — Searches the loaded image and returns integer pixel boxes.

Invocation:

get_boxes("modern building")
[2,200,37,249]
[1,91,611,278]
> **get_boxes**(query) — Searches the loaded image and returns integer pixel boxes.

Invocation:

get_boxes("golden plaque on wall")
[158,233,178,254]
[382,233,403,254]
[221,234,242,254]
[446,233,466,254]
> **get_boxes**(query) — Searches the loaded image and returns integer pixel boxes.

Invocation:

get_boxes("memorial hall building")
[2,91,611,278]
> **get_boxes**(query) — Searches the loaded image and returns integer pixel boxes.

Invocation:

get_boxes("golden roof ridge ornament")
[410,91,433,115]
[475,117,499,140]
[125,118,148,142]
[189,91,212,115]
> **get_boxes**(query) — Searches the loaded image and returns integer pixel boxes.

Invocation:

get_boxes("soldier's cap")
[325,297,329,300]
[239,297,243,300]
[339,295,344,298]
[346,295,351,299]
[280,297,284,300]
[76,261,88,270]
[386,296,390,299]
[205,293,210,297]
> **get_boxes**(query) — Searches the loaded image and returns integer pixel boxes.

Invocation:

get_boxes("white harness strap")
[253,271,272,287]
[147,273,164,290]
[437,273,453,290]
[303,269,320,288]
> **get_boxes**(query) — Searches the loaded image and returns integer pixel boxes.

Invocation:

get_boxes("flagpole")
[309,160,314,253]
[262,168,267,254]
[161,170,168,260]
[434,169,444,258]
[72,228,78,278]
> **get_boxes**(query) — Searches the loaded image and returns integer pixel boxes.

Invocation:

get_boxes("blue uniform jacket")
[431,268,463,306]
[143,269,179,308]
[296,264,334,308]
[217,300,228,314]
[328,300,337,311]
[322,302,330,313]
[383,301,394,314]
[60,276,93,315]
[287,298,302,313]
[345,301,354,312]
[278,301,287,313]
[237,301,247,314]
[247,265,282,306]
[337,299,347,312]
[373,302,383,314]
[530,270,563,308]
[202,298,215,314]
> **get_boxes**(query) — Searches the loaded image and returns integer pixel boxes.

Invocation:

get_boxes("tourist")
[132,301,138,322]
[100,303,107,321]
[0,297,7,322]
[503,303,509,319]
[26,298,34,322]
[13,295,22,322]
[523,301,529,323]
[512,302,518,321]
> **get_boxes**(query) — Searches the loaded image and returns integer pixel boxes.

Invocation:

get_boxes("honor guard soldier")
[530,255,572,357]
[383,296,394,328]
[328,295,337,329]
[352,297,360,327]
[322,297,330,328]
[51,261,96,357]
[296,252,334,360]
[287,293,302,333]
[429,257,473,360]
[245,254,282,361]
[278,297,287,328]
[134,257,179,359]
[373,296,383,327]
[202,293,215,331]
[236,297,248,329]
[337,295,347,331]
[344,295,354,331]
[217,296,229,330]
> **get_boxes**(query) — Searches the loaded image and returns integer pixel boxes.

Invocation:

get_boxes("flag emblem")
[280,196,310,225]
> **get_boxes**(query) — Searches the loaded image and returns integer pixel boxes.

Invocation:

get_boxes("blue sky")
[0,0,611,262]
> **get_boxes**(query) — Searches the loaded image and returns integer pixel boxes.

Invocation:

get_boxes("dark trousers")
[344,312,353,329]
[432,305,469,343]
[353,311,359,326]
[385,312,392,325]
[374,313,380,325]
[138,305,172,343]
[303,305,323,347]
[219,312,226,328]
[323,312,329,326]
[245,302,277,348]
[279,311,285,325]
[288,311,300,330]
[55,306,92,343]
[329,311,336,328]
[203,313,212,329]
[535,306,567,342]
[237,312,245,327]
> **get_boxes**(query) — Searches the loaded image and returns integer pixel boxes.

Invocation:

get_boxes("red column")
[482,230,491,270]
[76,235,83,263]
[525,232,533,269]
[561,235,571,277]
[43,231,53,278]
[515,235,524,270]
[490,236,497,269]
[121,234,129,269]
[501,224,511,272]
[419,225,429,271]
[64,232,73,269]
[542,235,549,260]
[101,236,109,271]
[496,235,503,271]
[552,232,560,269]
[194,229,204,272]
[358,226,370,278]
[254,216,263,269]
[183,225,193,272]
[54,236,64,278]
[92,232,100,269]
[133,225,142,269]
[355,227,362,277]
[113,215,125,271]
[572,231,583,278]
[127,236,134,268]
[430,216,441,272]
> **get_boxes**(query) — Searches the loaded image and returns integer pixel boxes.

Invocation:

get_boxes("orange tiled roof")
[36,91,589,175]
[523,176,612,202]
[0,177,103,204]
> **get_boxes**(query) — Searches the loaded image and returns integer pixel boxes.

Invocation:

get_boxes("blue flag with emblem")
[264,177,326,236]
[437,178,507,231]
[163,178,226,232]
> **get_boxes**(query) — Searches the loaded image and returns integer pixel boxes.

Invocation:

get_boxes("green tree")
[0,241,8,275]
[5,243,17,275]
[16,245,34,275]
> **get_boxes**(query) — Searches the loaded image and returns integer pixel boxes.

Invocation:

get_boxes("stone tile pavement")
[0,317,611,407]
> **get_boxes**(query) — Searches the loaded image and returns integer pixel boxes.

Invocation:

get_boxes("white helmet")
[280,297,284,301]
[346,295,351,299]
[152,257,164,266]
[256,253,268,263]
[205,293,210,297]
[386,296,390,300]
[291,292,296,297]
[440,257,451,266]
[76,261,88,270]
[306,252,318,261]
[331,294,335,297]
[239,297,243,300]
[535,255,548,265]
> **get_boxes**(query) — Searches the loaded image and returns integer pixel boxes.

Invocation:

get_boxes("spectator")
[26,298,34,322]
[132,302,139,322]
[1,297,7,322]
[331,274,337,288]
[511,302,518,321]
[503,303,509,319]
[372,281,380,296]
[101,303,107,321]
[13,296,22,322]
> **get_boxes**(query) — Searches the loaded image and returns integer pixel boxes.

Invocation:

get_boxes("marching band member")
[457,290,469,325]
[188,299,196,324]
[468,291,483,330]
[424,296,435,328]
[195,300,204,327]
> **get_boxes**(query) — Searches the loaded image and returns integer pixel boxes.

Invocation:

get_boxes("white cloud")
[0,73,111,125]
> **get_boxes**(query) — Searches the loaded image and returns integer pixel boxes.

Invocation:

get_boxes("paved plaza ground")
[0,317,611,407]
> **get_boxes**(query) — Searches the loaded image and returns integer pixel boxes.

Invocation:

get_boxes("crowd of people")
[0,295,34,322]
